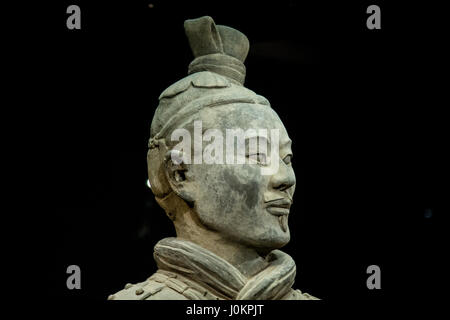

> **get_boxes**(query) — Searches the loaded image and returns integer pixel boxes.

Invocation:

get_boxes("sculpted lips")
[265,198,291,215]
[265,198,291,232]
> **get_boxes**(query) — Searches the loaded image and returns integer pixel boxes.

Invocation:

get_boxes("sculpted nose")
[270,159,295,191]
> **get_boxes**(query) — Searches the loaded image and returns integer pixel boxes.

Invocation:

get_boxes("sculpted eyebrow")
[244,135,269,142]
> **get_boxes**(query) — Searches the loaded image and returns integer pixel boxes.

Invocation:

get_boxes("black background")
[20,0,447,306]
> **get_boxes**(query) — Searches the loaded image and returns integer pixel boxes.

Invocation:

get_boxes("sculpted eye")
[283,154,292,165]
[247,153,268,165]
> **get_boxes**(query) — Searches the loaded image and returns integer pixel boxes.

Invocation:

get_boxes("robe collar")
[153,237,297,300]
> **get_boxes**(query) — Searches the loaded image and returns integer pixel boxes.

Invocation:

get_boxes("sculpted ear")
[164,150,194,203]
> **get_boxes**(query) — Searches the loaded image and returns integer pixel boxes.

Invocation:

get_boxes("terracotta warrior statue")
[108,16,318,300]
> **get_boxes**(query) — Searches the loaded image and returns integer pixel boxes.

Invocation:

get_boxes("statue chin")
[254,233,291,253]
[227,227,291,254]
[193,210,291,254]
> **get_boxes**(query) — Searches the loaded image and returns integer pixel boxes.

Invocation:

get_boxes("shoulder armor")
[108,270,222,300]
[108,278,166,300]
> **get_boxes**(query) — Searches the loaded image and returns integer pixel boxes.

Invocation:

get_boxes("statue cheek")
[222,165,265,211]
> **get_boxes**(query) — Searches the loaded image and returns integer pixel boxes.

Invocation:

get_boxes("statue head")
[147,16,295,255]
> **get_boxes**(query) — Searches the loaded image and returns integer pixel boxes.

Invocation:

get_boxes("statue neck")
[173,209,269,278]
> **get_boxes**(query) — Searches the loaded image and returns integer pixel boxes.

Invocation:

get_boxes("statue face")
[183,103,296,252]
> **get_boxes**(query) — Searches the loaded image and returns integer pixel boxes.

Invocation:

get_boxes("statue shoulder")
[285,289,320,300]
[107,277,167,300]
[107,270,212,300]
